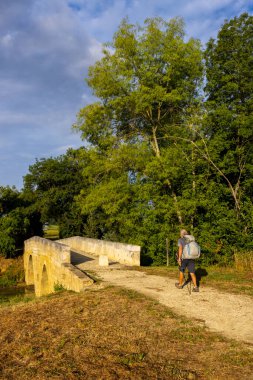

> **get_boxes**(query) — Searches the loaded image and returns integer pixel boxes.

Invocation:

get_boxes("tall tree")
[0,186,20,216]
[74,17,203,225]
[204,13,253,223]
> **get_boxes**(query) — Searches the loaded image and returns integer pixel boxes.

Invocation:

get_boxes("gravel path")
[74,252,253,344]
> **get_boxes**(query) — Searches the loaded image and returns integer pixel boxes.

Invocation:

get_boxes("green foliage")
[43,224,59,240]
[54,282,66,292]
[73,16,205,264]
[0,187,42,258]
[204,13,253,222]
[74,17,203,156]
[0,186,20,216]
[0,232,16,258]
[71,14,253,264]
[23,148,88,238]
[2,15,253,266]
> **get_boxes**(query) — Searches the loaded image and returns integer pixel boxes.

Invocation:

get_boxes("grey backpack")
[182,235,201,259]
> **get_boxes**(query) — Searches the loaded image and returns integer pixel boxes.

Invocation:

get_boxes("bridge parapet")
[57,236,141,266]
[24,236,93,297]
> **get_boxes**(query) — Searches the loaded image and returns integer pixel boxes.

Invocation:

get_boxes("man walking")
[175,229,199,292]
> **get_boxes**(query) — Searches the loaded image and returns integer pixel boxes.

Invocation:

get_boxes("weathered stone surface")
[99,255,109,266]
[58,236,141,266]
[24,235,141,297]
[24,237,93,297]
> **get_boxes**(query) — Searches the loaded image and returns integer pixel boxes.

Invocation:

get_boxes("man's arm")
[178,244,183,265]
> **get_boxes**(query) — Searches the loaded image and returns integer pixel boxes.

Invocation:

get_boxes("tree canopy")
[1,13,253,264]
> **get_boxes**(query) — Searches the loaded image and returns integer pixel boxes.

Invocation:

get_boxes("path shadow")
[108,261,119,266]
[71,251,95,265]
[195,267,208,287]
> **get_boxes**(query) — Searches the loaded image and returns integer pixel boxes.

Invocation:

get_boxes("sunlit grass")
[0,287,252,379]
[43,224,59,240]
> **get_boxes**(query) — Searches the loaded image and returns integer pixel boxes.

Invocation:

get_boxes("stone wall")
[57,236,141,266]
[24,236,93,297]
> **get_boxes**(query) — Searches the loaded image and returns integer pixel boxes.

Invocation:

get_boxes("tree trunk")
[150,126,183,225]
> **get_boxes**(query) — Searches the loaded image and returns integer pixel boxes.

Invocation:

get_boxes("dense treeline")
[1,13,253,265]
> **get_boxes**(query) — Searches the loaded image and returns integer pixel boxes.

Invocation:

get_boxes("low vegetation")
[234,251,253,272]
[0,286,252,379]
[0,257,25,288]
[43,224,59,240]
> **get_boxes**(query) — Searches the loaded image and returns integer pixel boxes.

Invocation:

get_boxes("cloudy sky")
[0,0,252,189]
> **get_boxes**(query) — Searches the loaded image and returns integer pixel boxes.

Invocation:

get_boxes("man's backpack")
[182,235,201,260]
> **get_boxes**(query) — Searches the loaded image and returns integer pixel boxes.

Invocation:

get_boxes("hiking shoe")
[192,287,199,292]
[175,283,183,289]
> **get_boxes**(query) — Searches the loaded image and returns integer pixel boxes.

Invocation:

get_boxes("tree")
[0,186,42,258]
[74,17,203,226]
[23,148,88,237]
[204,13,253,222]
[0,186,20,216]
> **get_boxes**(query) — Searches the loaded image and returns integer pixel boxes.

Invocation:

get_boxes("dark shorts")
[180,259,195,274]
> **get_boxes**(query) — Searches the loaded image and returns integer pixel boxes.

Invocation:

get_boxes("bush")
[0,234,16,258]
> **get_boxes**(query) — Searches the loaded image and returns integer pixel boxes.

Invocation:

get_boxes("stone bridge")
[24,236,141,297]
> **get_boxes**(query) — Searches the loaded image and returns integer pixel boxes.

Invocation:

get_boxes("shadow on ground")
[71,251,95,265]
[195,267,208,287]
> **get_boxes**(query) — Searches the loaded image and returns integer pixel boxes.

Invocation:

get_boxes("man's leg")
[175,260,186,288]
[178,270,184,285]
[189,272,197,287]
[188,260,199,291]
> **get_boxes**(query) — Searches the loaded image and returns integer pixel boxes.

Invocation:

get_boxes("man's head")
[180,229,188,238]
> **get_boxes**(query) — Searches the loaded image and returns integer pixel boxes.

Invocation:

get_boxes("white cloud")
[0,111,36,126]
[183,0,234,15]
[0,78,34,98]
[0,33,15,47]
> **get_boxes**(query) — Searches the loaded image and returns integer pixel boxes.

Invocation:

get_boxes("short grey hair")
[180,229,188,237]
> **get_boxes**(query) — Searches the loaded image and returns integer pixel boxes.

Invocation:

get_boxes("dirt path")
[75,255,253,345]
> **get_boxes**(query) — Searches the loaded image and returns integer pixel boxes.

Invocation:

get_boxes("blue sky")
[0,0,252,189]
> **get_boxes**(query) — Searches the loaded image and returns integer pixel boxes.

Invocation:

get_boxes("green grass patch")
[43,224,59,240]
[0,294,35,306]
[54,282,67,292]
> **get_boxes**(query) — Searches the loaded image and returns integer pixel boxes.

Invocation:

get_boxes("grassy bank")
[0,256,32,306]
[132,265,253,297]
[0,286,252,380]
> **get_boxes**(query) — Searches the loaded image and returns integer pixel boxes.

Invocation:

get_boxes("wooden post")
[166,238,169,266]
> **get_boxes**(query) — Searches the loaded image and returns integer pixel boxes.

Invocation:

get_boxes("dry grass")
[0,286,252,380]
[234,251,253,272]
[0,256,25,288]
[0,257,22,275]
